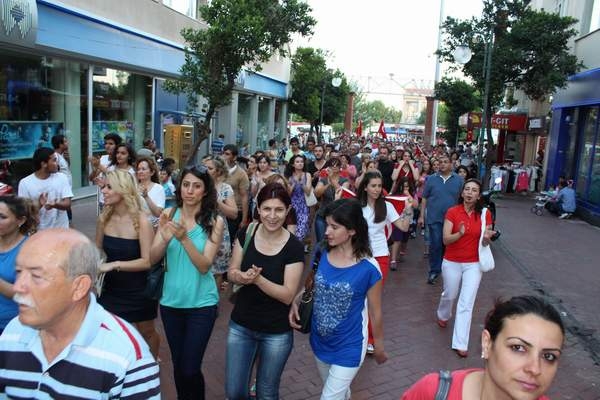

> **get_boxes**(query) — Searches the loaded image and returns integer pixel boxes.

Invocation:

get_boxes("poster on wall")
[0,121,64,160]
[91,121,135,152]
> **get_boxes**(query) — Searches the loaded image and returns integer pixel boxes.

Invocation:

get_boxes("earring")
[481,351,486,359]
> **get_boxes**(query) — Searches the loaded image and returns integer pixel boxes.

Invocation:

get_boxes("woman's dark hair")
[484,295,565,342]
[256,154,271,171]
[110,144,135,167]
[458,178,484,213]
[356,171,387,224]
[136,156,160,184]
[421,158,432,175]
[0,195,38,235]
[340,154,351,165]
[325,157,341,169]
[256,182,292,209]
[175,166,218,238]
[284,154,306,178]
[394,176,415,197]
[322,199,372,259]
[402,150,413,159]
[456,165,471,179]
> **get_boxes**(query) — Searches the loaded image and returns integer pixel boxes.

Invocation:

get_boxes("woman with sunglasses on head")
[0,196,37,335]
[96,170,159,357]
[289,199,388,400]
[136,156,165,229]
[435,178,495,358]
[225,182,304,400]
[402,295,564,400]
[149,164,224,399]
[284,154,312,242]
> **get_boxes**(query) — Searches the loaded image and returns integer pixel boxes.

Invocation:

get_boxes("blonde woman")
[96,170,159,357]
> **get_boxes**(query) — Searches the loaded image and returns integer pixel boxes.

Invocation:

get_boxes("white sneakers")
[559,213,572,219]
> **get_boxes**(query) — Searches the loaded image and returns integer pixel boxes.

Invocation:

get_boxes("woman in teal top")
[0,196,37,334]
[150,164,224,400]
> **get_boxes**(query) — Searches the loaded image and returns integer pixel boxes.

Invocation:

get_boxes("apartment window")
[581,0,600,35]
[163,0,197,19]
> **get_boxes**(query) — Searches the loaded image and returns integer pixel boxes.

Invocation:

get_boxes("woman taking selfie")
[436,178,494,358]
[402,295,564,400]
[290,199,387,400]
[150,164,224,399]
[225,182,304,400]
[96,170,158,356]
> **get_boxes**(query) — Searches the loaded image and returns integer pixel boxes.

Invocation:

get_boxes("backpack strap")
[434,370,452,400]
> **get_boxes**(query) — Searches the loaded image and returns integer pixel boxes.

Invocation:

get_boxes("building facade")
[537,0,600,224]
[0,0,290,195]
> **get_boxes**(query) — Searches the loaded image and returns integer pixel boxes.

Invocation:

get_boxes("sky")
[293,0,484,104]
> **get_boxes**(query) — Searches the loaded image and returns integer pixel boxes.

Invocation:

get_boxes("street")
[71,194,600,399]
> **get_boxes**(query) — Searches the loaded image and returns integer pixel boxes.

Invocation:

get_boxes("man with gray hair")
[0,229,160,398]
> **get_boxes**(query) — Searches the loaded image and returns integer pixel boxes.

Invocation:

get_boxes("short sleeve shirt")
[18,173,73,230]
[362,202,400,257]
[231,226,304,333]
[443,205,492,263]
[310,253,381,368]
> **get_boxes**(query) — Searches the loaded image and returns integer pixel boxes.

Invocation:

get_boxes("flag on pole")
[378,120,387,139]
[415,143,423,158]
[355,120,362,136]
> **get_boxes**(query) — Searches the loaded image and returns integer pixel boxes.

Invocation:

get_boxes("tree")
[289,47,350,137]
[353,96,403,127]
[434,77,479,146]
[437,0,582,147]
[415,104,448,126]
[164,0,316,164]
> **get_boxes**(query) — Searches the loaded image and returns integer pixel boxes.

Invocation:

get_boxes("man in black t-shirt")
[377,146,395,192]
[307,144,327,187]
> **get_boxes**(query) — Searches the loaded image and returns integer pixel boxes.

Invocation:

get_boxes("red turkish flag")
[341,187,356,199]
[355,120,362,136]
[385,195,407,215]
[378,120,387,139]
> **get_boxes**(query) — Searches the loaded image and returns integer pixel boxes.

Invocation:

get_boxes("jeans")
[427,222,444,274]
[315,356,360,400]
[315,214,326,244]
[160,305,218,400]
[437,260,482,351]
[225,320,293,400]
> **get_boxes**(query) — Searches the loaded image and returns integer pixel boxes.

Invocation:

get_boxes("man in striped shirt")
[0,229,160,398]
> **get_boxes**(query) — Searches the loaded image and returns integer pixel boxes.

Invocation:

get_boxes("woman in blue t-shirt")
[0,196,37,334]
[290,199,388,400]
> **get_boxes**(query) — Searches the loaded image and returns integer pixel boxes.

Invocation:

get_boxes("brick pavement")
[71,194,600,399]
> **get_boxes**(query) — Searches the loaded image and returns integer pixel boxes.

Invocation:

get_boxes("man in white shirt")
[18,147,73,230]
[52,134,73,224]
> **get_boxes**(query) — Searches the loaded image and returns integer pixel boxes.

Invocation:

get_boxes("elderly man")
[0,229,160,398]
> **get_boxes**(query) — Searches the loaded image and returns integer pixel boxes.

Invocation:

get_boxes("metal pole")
[432,0,445,146]
[479,36,494,183]
[318,81,326,144]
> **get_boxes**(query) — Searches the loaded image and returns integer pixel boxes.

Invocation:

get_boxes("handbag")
[296,246,323,334]
[478,208,495,272]
[304,189,318,207]
[143,207,177,300]
[228,221,259,303]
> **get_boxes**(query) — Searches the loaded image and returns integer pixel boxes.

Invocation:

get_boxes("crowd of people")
[0,131,568,399]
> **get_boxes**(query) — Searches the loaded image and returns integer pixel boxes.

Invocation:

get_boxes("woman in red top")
[402,295,564,400]
[391,150,420,193]
[436,179,494,357]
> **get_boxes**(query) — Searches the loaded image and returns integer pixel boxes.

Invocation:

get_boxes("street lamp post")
[318,77,342,143]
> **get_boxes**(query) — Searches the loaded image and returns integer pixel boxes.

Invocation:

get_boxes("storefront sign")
[528,117,543,130]
[0,0,37,47]
[468,112,528,131]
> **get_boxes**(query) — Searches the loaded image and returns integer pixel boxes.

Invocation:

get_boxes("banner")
[0,121,63,160]
[91,121,135,152]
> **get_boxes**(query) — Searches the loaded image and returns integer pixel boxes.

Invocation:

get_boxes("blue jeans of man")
[225,320,293,400]
[160,305,217,400]
[428,222,444,274]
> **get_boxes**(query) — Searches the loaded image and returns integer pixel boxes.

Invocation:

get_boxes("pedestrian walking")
[285,154,312,241]
[290,198,387,400]
[435,179,494,357]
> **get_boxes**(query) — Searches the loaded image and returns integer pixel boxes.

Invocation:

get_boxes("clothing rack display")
[489,165,538,193]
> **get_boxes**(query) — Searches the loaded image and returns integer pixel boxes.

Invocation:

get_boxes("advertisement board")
[91,121,134,152]
[0,121,63,160]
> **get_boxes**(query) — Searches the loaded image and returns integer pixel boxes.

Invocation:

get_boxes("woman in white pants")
[436,179,494,358]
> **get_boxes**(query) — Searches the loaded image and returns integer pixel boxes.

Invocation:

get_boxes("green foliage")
[353,95,403,125]
[289,47,350,134]
[437,0,582,146]
[435,77,479,146]
[164,0,316,164]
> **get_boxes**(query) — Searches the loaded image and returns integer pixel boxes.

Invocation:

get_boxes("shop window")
[575,106,598,198]
[163,0,197,19]
[237,95,252,148]
[92,68,152,156]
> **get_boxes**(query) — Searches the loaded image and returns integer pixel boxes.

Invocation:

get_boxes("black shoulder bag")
[295,246,323,334]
